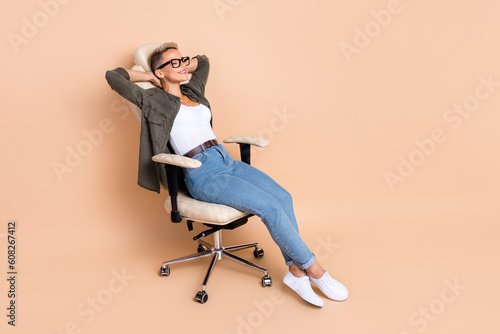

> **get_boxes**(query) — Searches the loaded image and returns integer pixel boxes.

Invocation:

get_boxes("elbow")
[105,70,114,85]
[105,67,130,87]
[195,55,209,67]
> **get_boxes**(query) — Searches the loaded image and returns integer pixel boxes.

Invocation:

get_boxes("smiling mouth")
[178,70,187,74]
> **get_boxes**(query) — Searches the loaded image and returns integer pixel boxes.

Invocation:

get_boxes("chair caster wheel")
[197,245,207,253]
[195,291,208,304]
[160,266,170,277]
[262,276,272,287]
[253,248,264,258]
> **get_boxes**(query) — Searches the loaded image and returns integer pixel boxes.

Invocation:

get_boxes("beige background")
[1,0,499,333]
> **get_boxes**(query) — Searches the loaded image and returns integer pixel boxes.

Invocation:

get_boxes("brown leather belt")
[183,139,218,158]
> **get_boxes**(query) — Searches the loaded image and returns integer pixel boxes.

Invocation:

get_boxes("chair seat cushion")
[164,191,250,225]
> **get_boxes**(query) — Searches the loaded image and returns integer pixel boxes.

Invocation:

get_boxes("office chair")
[127,43,272,304]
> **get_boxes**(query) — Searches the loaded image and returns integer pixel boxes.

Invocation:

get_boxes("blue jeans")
[183,144,316,269]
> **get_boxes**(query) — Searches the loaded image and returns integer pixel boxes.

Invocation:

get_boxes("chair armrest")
[152,153,200,224]
[223,135,269,147]
[152,154,201,168]
[223,135,269,165]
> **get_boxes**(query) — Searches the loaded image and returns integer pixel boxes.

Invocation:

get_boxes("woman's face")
[155,49,189,83]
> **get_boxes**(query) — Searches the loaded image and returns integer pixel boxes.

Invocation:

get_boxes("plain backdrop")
[1,0,499,333]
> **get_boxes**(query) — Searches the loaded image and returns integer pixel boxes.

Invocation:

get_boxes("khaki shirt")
[105,55,211,193]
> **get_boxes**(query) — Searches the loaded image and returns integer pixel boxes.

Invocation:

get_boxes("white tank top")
[169,103,217,156]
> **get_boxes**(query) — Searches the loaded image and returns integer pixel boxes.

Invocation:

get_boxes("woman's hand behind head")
[150,72,163,88]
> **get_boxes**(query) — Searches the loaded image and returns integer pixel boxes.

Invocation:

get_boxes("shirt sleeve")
[105,67,145,108]
[188,55,210,95]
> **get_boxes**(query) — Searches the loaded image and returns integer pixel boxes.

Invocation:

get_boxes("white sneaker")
[308,270,348,301]
[283,271,324,307]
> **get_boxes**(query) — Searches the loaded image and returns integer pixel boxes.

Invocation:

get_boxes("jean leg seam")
[194,186,304,263]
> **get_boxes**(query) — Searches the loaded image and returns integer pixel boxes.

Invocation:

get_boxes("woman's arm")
[105,67,159,108]
[186,57,199,73]
[125,69,162,88]
[186,55,209,95]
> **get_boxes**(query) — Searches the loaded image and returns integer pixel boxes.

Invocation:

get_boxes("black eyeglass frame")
[156,56,190,71]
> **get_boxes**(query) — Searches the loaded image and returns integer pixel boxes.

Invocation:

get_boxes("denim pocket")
[214,145,233,167]
[185,151,205,175]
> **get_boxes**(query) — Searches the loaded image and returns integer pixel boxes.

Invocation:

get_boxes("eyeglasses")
[156,56,190,71]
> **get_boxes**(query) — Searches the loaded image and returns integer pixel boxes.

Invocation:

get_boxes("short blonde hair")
[150,42,179,73]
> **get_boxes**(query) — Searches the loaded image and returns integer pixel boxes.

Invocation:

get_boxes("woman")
[105,42,348,307]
